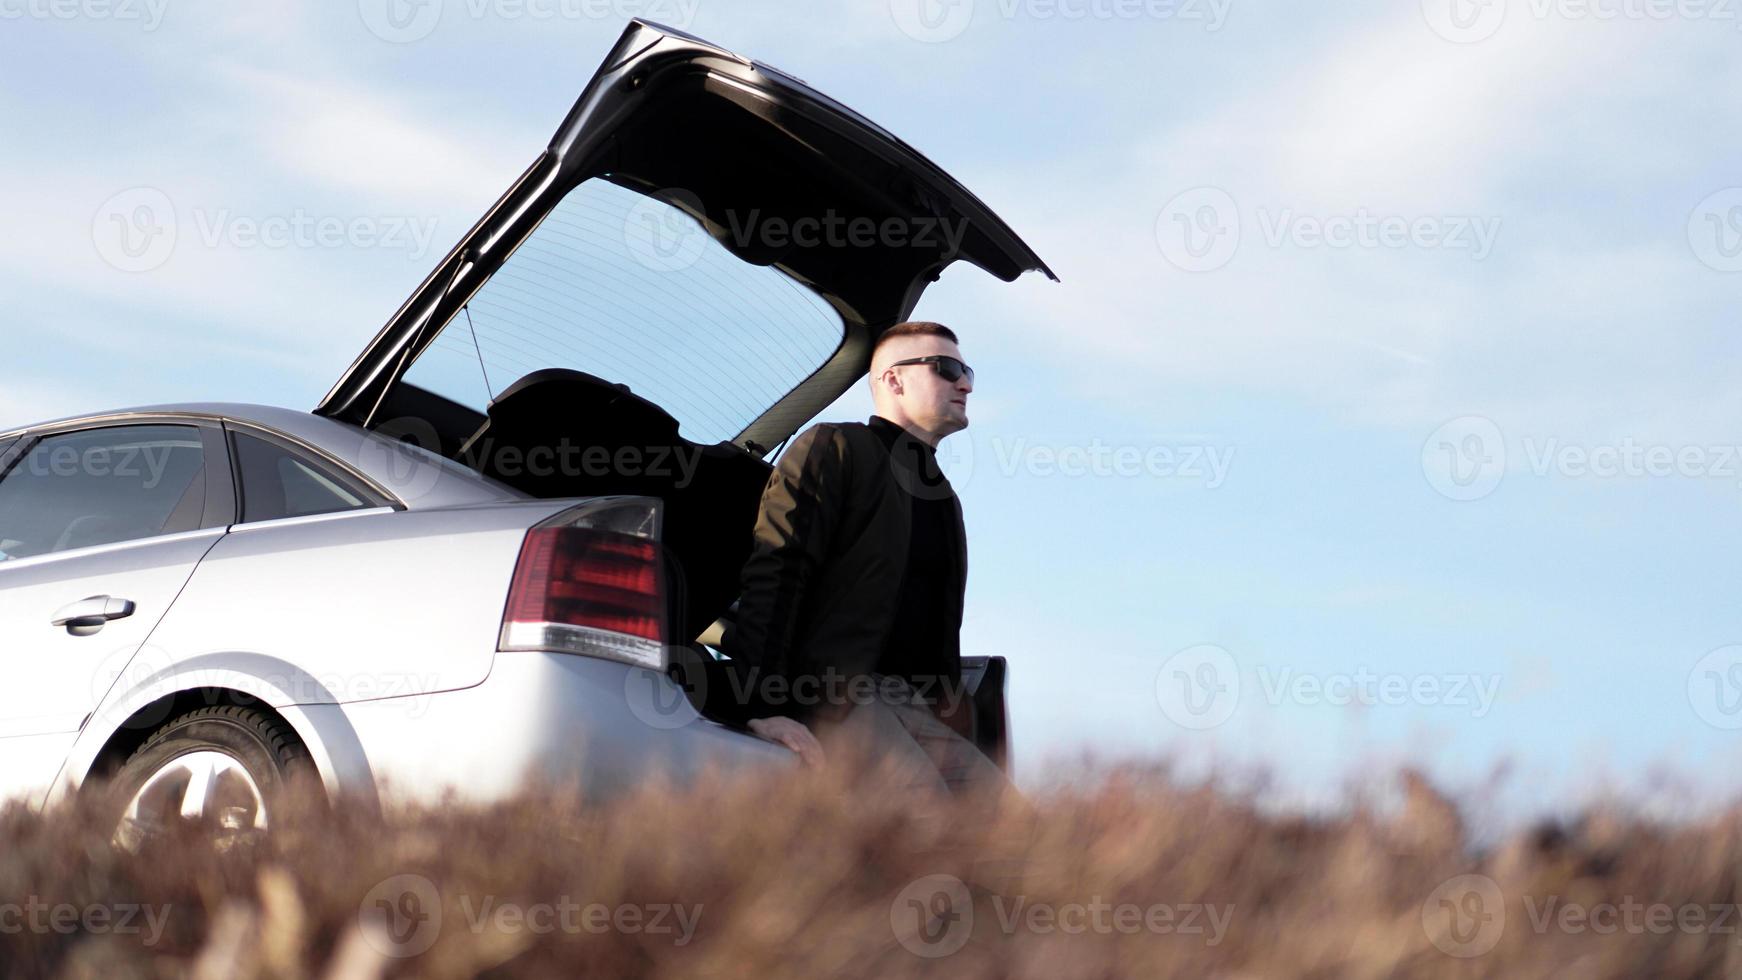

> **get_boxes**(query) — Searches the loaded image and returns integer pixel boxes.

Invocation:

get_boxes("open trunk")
[315,21,1049,771]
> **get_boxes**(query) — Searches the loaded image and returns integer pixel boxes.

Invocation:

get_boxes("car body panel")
[130,499,576,709]
[327,652,793,806]
[0,528,227,800]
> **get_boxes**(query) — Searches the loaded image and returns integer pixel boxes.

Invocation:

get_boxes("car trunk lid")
[315,19,1054,456]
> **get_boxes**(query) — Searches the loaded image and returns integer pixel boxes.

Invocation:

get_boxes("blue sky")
[3,0,1740,820]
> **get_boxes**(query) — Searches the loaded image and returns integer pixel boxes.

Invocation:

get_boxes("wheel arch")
[49,660,381,813]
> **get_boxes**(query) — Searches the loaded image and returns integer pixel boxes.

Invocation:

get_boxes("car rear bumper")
[302,651,794,805]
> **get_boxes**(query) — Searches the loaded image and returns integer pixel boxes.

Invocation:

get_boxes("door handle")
[51,596,136,634]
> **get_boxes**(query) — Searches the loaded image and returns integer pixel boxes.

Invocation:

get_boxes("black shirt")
[867,415,963,693]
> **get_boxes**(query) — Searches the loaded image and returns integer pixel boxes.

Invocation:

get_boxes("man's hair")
[872,321,958,360]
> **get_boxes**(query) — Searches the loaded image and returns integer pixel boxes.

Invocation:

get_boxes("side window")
[232,431,378,524]
[0,425,207,561]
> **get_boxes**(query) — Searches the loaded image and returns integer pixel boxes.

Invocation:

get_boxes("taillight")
[498,497,667,670]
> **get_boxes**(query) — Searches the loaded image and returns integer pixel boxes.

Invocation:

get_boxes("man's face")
[876,336,974,437]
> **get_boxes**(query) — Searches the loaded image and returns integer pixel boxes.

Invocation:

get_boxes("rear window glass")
[402,178,844,446]
[232,432,375,524]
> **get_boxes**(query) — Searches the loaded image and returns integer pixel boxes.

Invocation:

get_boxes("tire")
[104,704,318,850]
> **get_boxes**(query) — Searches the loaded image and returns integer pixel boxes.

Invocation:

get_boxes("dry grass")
[4,760,1742,979]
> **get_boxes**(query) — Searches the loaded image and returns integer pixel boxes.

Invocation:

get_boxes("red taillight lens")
[504,528,664,641]
[499,499,667,670]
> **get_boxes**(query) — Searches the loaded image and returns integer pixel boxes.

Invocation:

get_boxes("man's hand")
[747,716,826,769]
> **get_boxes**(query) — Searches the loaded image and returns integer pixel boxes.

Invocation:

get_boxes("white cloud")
[945,10,1742,441]
[212,64,530,208]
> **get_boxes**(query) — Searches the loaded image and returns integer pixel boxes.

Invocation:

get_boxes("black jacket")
[704,417,968,726]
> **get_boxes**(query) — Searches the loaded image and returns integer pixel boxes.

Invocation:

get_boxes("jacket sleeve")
[721,423,852,690]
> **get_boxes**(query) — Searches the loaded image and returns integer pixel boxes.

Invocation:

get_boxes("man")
[705,321,1007,799]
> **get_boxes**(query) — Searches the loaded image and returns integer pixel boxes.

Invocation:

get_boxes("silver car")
[0,20,1050,832]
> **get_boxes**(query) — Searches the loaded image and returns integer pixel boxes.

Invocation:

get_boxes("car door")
[0,420,234,802]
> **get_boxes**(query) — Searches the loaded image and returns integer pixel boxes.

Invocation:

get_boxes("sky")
[2,0,1740,823]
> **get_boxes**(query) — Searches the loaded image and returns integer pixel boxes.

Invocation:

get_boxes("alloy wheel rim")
[115,750,268,851]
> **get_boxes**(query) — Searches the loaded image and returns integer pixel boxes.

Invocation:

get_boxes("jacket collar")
[868,414,937,457]
[869,414,952,495]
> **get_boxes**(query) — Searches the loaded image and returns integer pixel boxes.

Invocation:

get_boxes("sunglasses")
[889,355,975,385]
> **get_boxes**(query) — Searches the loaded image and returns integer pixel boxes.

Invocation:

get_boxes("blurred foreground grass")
[3,760,1742,979]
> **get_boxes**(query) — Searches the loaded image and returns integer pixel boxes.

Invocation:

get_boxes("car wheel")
[106,704,316,852]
